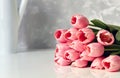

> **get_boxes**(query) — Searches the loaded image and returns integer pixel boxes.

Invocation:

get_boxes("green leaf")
[91,19,108,29]
[107,24,120,31]
[115,31,120,42]
[115,40,120,45]
[90,19,120,32]
[108,26,117,33]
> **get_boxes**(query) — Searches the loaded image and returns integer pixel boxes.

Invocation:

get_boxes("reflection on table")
[54,64,120,78]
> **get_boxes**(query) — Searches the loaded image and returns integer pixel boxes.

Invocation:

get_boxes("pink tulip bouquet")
[54,14,120,72]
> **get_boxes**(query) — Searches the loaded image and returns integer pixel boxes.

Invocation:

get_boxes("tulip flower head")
[90,57,104,70]
[64,28,78,40]
[71,14,89,29]
[64,49,80,61]
[54,29,67,43]
[54,57,72,66]
[80,51,95,61]
[69,40,86,52]
[97,30,114,46]
[55,43,70,57]
[76,28,95,44]
[71,59,88,68]
[102,55,120,72]
[85,43,104,57]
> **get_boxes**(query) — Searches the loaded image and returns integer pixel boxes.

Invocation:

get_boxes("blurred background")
[18,0,120,51]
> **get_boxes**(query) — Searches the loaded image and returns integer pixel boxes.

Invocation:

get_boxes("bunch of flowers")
[54,14,120,72]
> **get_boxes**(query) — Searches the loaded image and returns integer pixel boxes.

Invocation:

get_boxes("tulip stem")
[89,24,95,26]
[104,44,120,53]
[105,44,120,49]
[88,25,101,30]
[105,49,120,51]
[110,51,120,55]
[89,19,120,37]
[90,19,108,29]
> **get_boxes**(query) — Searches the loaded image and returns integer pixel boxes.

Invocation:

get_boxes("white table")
[0,49,120,78]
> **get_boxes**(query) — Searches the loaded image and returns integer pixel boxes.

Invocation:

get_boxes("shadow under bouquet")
[54,14,120,72]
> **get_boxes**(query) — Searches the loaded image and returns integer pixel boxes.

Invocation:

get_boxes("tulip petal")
[102,55,120,72]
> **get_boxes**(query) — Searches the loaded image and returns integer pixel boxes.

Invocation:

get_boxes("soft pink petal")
[86,43,104,57]
[54,57,71,66]
[69,40,86,52]
[64,28,78,40]
[102,55,120,72]
[76,28,95,44]
[80,51,95,61]
[71,59,88,68]
[90,57,104,70]
[64,49,80,61]
[71,14,89,29]
[55,43,70,57]
[97,29,114,46]
[54,29,67,43]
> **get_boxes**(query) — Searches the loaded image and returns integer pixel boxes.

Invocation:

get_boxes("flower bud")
[97,30,114,46]
[69,40,86,52]
[54,29,67,43]
[71,14,89,29]
[64,28,78,40]
[76,28,95,44]
[102,55,120,72]
[71,59,88,68]
[64,49,80,61]
[86,43,104,57]
[91,57,104,70]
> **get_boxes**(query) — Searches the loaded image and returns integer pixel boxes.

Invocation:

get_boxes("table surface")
[0,49,120,78]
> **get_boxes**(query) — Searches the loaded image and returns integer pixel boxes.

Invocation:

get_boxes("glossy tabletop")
[0,49,120,78]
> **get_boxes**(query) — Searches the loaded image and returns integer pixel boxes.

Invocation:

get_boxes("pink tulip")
[64,28,78,40]
[69,40,86,52]
[54,57,71,66]
[64,49,80,61]
[76,28,95,44]
[55,43,70,57]
[85,43,104,57]
[80,51,95,61]
[54,29,67,43]
[102,55,120,72]
[71,59,88,68]
[71,14,89,29]
[90,57,104,70]
[56,43,70,52]
[97,29,114,46]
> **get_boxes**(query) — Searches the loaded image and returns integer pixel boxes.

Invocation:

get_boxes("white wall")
[18,0,120,51]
